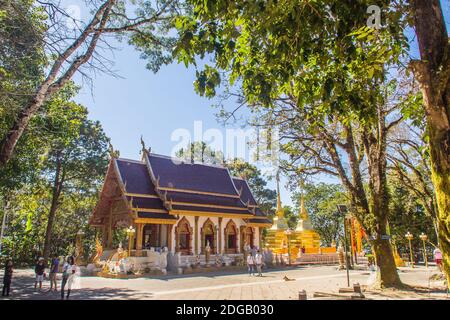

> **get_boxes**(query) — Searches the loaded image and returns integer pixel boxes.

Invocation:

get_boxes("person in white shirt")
[247,254,255,276]
[60,256,75,300]
[66,261,80,299]
[255,250,263,277]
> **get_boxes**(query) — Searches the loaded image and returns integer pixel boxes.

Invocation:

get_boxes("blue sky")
[72,1,450,207]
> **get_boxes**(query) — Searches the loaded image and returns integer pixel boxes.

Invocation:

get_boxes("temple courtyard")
[2,265,448,300]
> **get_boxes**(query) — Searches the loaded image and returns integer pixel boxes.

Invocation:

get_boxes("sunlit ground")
[1,264,448,300]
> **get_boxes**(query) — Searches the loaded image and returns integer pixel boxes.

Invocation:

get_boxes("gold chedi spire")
[296,194,314,232]
[273,171,288,230]
[299,195,309,220]
[276,171,283,217]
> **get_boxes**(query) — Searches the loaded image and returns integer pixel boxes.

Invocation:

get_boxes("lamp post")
[284,229,292,266]
[405,231,414,268]
[126,226,136,257]
[337,205,350,287]
[419,233,428,268]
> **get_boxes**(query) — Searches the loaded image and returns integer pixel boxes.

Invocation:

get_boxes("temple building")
[88,145,272,274]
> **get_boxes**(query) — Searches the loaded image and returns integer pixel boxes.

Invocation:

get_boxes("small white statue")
[215,254,222,267]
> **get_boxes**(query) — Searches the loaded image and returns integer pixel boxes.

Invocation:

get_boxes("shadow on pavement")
[0,274,153,300]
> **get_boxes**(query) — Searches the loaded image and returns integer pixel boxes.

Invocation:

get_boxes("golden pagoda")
[294,196,321,249]
[264,174,320,256]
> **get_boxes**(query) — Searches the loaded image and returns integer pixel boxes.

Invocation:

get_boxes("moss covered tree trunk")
[411,0,450,287]
[372,226,402,287]
[361,109,402,287]
[330,122,402,288]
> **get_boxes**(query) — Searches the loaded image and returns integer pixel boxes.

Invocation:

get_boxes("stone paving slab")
[0,265,448,300]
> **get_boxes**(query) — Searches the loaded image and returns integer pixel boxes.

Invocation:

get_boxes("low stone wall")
[167,252,246,274]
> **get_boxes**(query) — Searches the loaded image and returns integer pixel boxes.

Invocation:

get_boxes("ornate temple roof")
[232,177,258,206]
[115,158,157,196]
[90,150,272,225]
[146,153,239,196]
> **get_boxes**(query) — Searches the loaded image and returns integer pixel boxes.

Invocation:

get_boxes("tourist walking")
[433,248,443,271]
[255,250,263,277]
[34,258,46,290]
[49,255,59,292]
[2,259,13,296]
[66,260,81,299]
[247,254,255,276]
[60,256,74,300]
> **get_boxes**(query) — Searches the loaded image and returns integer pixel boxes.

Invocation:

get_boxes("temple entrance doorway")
[241,227,254,252]
[175,217,192,255]
[224,220,238,254]
[201,219,216,254]
[142,224,169,250]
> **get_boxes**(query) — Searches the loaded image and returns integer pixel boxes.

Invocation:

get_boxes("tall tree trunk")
[372,222,402,287]
[411,0,450,287]
[42,156,63,262]
[0,0,114,167]
[325,121,402,287]
[0,95,47,166]
[366,135,402,287]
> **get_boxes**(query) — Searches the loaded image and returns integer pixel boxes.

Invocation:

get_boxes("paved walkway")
[1,265,448,300]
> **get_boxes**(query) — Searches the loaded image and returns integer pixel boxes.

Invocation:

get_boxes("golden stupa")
[264,175,320,257]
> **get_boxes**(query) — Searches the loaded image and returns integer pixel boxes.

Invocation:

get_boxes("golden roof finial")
[140,135,151,155]
[108,141,119,158]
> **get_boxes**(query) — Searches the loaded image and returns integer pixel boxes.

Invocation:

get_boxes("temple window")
[176,217,192,255]
[241,226,254,251]
[224,220,238,254]
[201,218,216,254]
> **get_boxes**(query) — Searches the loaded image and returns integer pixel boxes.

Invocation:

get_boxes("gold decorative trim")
[170,210,253,219]
[134,218,177,225]
[246,223,272,228]
[125,193,160,199]
[158,187,240,198]
[133,208,168,213]
[170,201,248,211]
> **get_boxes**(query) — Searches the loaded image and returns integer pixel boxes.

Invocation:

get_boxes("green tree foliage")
[0,0,46,120]
[293,183,348,247]
[0,85,109,264]
[0,0,182,166]
[0,0,47,194]
[281,206,298,230]
[172,0,414,288]
[388,178,437,260]
[176,141,224,164]
[40,96,110,261]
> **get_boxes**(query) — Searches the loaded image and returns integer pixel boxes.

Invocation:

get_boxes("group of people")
[2,255,80,299]
[246,249,264,277]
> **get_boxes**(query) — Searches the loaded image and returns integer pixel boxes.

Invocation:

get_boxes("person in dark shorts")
[2,259,13,296]
[34,258,46,290]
